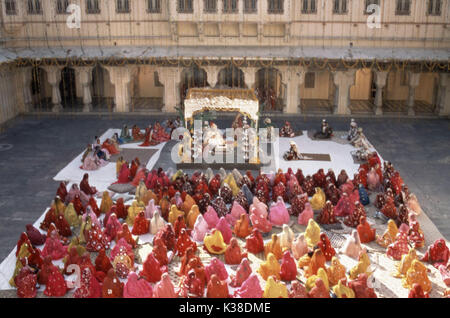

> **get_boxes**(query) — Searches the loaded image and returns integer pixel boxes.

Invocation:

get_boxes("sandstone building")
[0,0,449,124]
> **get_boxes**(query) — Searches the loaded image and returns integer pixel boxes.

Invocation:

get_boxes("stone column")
[436,73,449,116]
[332,69,356,115]
[242,67,256,90]
[0,66,16,124]
[15,67,33,113]
[23,68,34,112]
[280,66,305,114]
[157,67,181,113]
[104,66,134,112]
[374,71,388,116]
[42,66,63,112]
[204,65,220,88]
[75,66,94,112]
[407,71,421,116]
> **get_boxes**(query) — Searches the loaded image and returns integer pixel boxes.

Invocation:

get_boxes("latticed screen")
[148,0,161,13]
[428,0,441,15]
[396,0,411,15]
[5,0,16,15]
[204,0,217,12]
[223,0,238,13]
[56,0,69,14]
[302,0,316,14]
[27,0,42,14]
[244,0,257,13]
[178,0,193,13]
[333,0,347,14]
[116,0,130,13]
[86,0,100,14]
[268,0,283,14]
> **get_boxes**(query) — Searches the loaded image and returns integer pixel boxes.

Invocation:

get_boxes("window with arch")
[244,0,257,13]
[27,0,42,14]
[116,0,130,13]
[395,0,410,15]
[333,0,347,14]
[268,0,283,14]
[302,0,316,14]
[255,68,283,111]
[178,0,193,13]
[217,65,245,88]
[180,66,208,101]
[223,0,238,13]
[56,0,69,14]
[5,0,17,15]
[148,0,161,13]
[427,0,441,15]
[204,0,217,12]
[86,0,100,14]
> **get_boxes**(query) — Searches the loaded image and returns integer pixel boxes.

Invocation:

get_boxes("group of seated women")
[80,121,176,171]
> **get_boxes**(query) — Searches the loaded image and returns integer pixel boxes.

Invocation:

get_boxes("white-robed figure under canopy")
[184,87,260,163]
[184,88,260,131]
[203,122,226,149]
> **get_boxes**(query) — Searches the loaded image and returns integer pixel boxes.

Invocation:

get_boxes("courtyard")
[0,114,449,261]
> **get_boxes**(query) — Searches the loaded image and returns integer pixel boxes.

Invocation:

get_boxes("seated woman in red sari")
[102,138,120,156]
[129,160,138,180]
[139,126,160,147]
[368,151,382,169]
[80,173,97,196]
[114,163,131,184]
[132,125,145,141]
[131,166,147,187]
[152,122,171,143]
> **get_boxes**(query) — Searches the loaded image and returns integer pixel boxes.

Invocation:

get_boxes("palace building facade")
[0,0,449,124]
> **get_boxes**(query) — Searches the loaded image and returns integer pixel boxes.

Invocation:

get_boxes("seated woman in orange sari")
[102,138,120,155]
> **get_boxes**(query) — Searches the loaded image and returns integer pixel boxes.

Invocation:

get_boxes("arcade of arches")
[2,61,449,124]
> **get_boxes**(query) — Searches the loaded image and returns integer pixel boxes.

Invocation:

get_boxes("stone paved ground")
[0,114,449,264]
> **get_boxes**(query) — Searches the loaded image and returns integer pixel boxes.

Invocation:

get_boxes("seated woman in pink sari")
[81,151,99,171]
[81,150,108,171]
[66,184,90,207]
